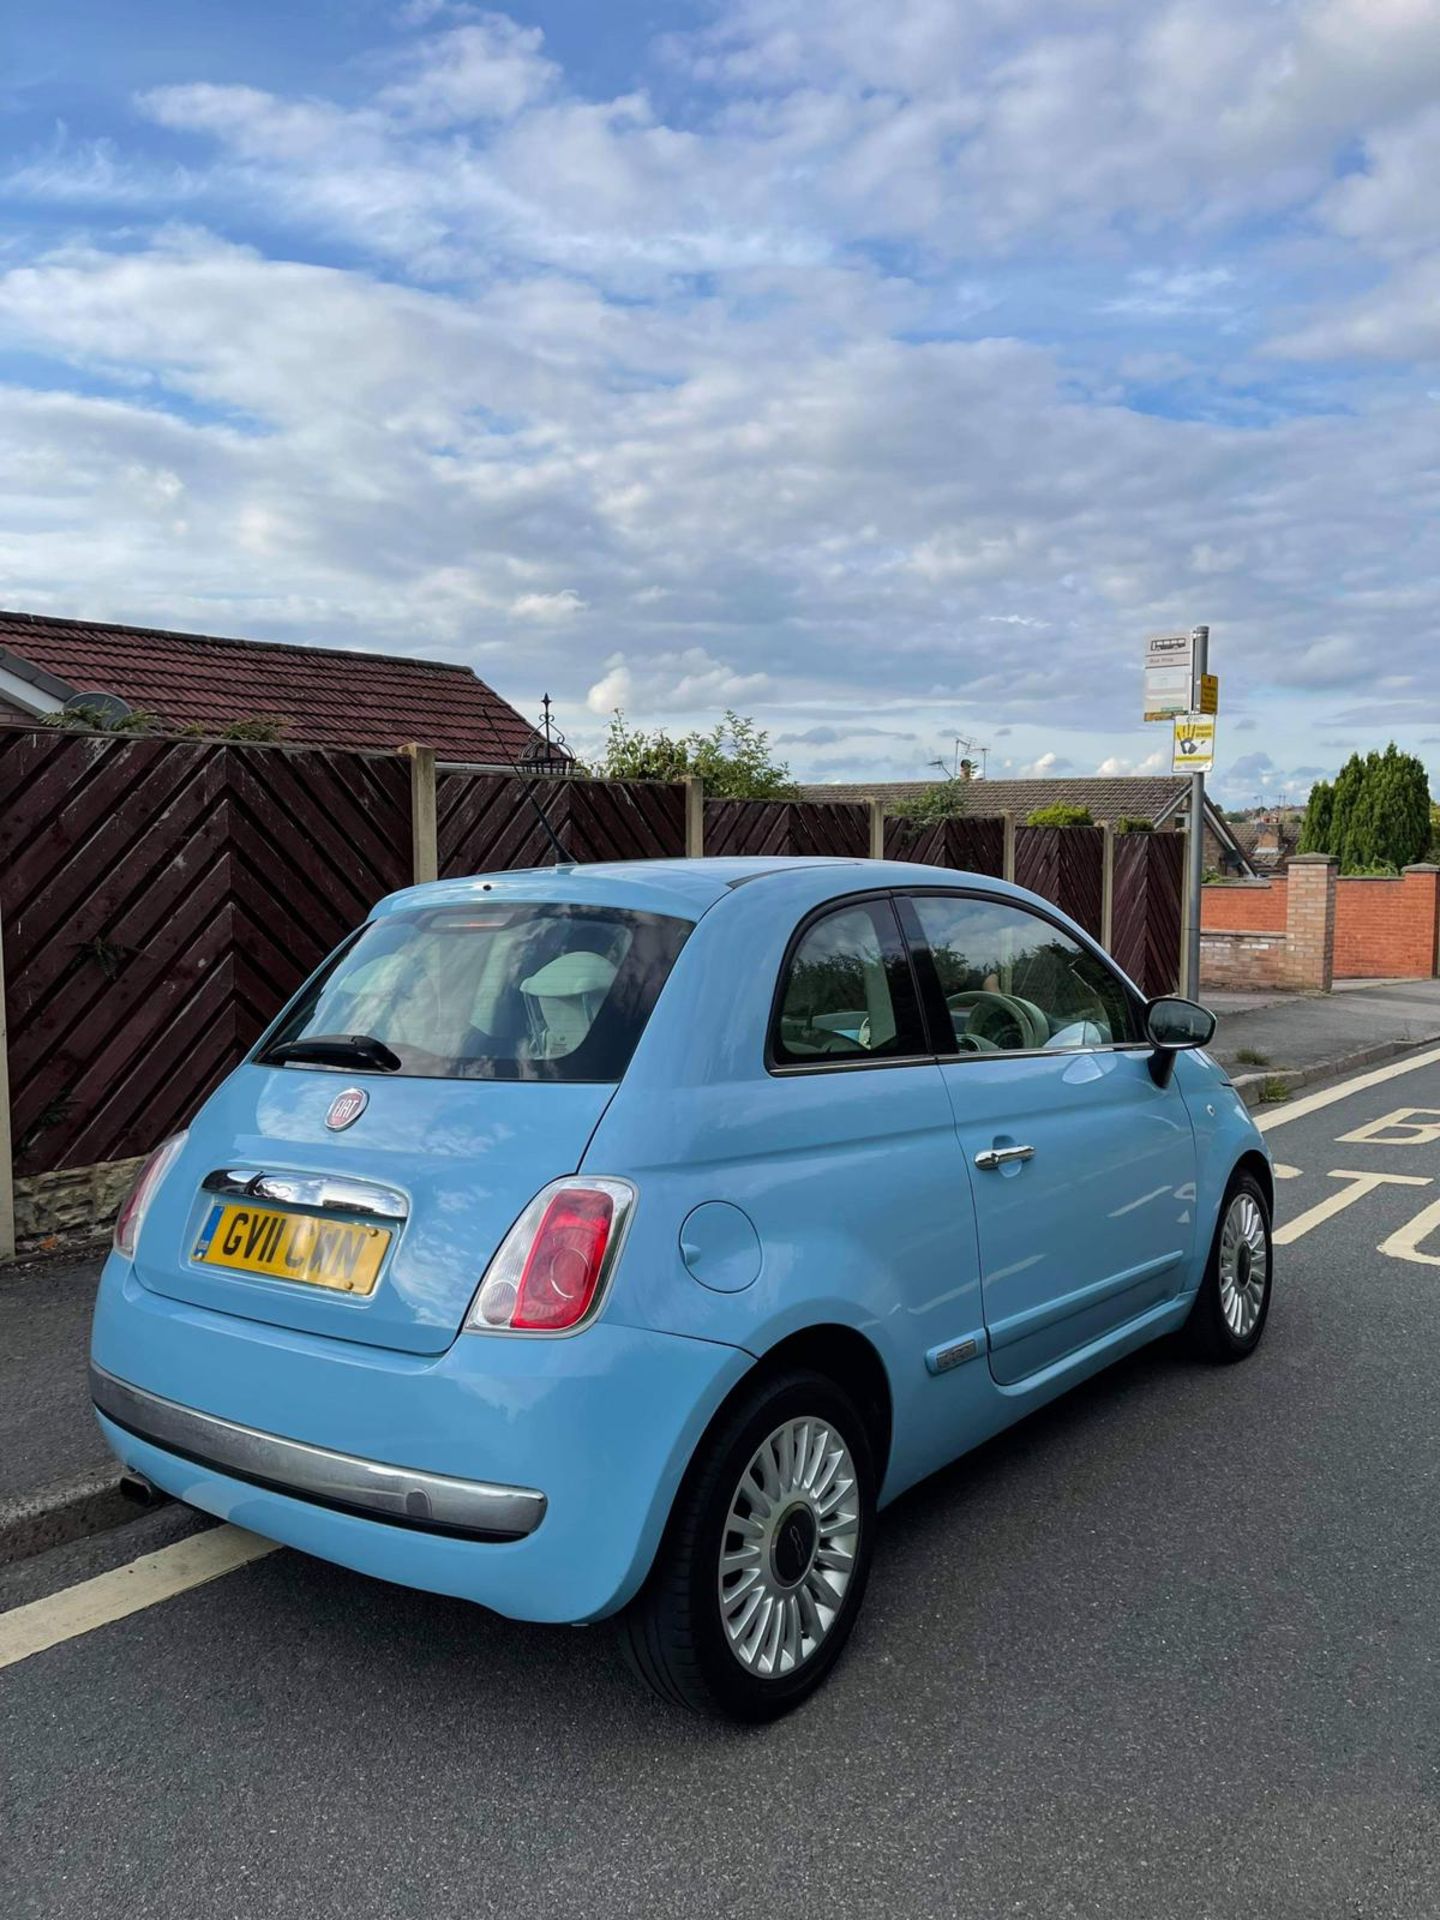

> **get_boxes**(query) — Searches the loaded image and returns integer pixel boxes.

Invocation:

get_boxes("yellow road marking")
[0,1525,278,1671]
[1273,1163,1303,1180]
[1335,1106,1440,1147]
[1378,1196,1440,1268]
[1272,1169,1432,1247]
[1255,1045,1440,1132]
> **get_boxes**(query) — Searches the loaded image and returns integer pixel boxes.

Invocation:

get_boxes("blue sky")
[1,0,1438,802]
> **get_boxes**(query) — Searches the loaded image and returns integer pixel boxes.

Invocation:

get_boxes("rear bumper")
[91,1255,751,1622]
[90,1365,547,1541]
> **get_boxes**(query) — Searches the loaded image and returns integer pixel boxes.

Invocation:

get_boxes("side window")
[904,895,1137,1055]
[773,900,921,1066]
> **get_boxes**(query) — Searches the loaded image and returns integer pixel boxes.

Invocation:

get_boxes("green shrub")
[584,710,796,799]
[891,778,969,824]
[1025,803,1093,827]
[1112,816,1154,833]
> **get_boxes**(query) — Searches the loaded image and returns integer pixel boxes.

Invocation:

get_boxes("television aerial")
[63,690,133,726]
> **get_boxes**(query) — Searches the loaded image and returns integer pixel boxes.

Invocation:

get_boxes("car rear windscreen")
[259,902,691,1082]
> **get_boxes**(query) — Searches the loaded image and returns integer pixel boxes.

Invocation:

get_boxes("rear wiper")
[264,1033,403,1073]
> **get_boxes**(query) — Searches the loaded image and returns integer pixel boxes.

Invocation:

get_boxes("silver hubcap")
[718,1417,860,1679]
[1219,1192,1269,1339]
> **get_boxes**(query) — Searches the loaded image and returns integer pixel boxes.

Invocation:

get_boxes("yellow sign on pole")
[1172,714,1215,774]
[1198,673,1219,715]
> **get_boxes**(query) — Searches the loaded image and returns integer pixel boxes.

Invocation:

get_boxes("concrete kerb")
[0,1471,142,1568]
[1231,1030,1440,1110]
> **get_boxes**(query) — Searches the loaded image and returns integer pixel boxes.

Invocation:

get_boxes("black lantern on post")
[518,693,574,777]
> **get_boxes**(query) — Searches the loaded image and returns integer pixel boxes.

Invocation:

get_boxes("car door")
[895,889,1198,1388]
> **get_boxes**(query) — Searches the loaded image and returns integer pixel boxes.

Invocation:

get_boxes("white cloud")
[510,589,585,620]
[1096,751,1166,777]
[0,2,1439,784]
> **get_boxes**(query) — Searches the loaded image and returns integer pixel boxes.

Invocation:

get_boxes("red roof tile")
[0,609,541,763]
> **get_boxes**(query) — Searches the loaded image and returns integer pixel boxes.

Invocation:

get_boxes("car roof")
[375,856,1031,923]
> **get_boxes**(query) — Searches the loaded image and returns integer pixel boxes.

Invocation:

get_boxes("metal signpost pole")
[1183,624,1210,1000]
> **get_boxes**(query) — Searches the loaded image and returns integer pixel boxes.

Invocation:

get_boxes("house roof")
[798,774,1254,873]
[799,774,1195,821]
[0,608,538,762]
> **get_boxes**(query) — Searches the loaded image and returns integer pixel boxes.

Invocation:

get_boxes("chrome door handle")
[974,1145,1035,1171]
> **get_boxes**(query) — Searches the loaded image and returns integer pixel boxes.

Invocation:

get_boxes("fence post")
[1101,824,1115,952]
[684,776,705,857]
[867,798,885,861]
[1002,813,1016,883]
[402,744,438,883]
[0,902,15,1263]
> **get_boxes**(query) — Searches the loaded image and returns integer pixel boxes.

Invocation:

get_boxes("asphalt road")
[5,1056,1440,1919]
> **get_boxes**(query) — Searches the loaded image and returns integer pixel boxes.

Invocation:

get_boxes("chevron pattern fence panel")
[703,798,868,858]
[1014,825,1105,938]
[437,774,684,877]
[1112,830,1185,996]
[883,815,1006,873]
[0,728,409,1176]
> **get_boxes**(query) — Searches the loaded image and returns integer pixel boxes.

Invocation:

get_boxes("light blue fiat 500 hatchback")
[91,857,1272,1719]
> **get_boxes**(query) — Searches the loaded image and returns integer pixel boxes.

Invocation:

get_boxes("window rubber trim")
[763,888,932,1076]
[890,885,1148,1061]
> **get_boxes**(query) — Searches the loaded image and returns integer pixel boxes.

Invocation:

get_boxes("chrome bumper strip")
[90,1365,547,1541]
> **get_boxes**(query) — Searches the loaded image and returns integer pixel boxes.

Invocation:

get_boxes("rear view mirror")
[1145,996,1217,1085]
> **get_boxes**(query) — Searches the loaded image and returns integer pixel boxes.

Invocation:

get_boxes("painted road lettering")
[1273,1169,1433,1247]
[1378,1198,1440,1268]
[1335,1107,1440,1148]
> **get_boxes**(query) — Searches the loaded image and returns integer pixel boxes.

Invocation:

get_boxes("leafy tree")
[1298,747,1432,870]
[1026,803,1094,827]
[891,777,969,824]
[586,710,796,800]
[1298,778,1333,854]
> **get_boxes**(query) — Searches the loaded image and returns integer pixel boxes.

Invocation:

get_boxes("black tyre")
[1184,1170,1273,1363]
[621,1368,877,1721]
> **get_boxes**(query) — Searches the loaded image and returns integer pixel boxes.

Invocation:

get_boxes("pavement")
[0,1256,131,1564]
[5,1050,1440,1917]
[1207,974,1440,1097]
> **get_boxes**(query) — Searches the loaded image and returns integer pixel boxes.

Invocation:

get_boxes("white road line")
[1254,1045,1440,1133]
[0,1525,278,1671]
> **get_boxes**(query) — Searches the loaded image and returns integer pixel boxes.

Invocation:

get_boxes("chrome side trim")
[90,1365,546,1540]
[202,1169,408,1221]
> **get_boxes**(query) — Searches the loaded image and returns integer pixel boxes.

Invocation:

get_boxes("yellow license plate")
[194,1203,390,1295]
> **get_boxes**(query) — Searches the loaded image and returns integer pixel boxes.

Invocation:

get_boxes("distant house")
[798,773,1255,877]
[1230,812,1302,872]
[0,609,543,764]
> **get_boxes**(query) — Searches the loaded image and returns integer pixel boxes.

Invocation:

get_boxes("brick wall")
[1201,879,1288,932]
[1199,930,1292,990]
[1199,855,1336,992]
[1334,867,1440,979]
[1203,862,1439,982]
[1286,855,1336,990]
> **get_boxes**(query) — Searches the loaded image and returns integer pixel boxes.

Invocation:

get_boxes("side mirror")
[1145,995,1217,1086]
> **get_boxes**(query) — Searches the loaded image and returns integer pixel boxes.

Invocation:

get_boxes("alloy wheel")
[717,1417,861,1679]
[1218,1190,1269,1340]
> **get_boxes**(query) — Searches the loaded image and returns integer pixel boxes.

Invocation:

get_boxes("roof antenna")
[476,694,575,868]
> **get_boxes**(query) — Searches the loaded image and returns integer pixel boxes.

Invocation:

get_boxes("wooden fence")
[0,724,1185,1246]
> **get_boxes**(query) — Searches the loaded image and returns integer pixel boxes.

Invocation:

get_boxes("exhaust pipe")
[119,1470,163,1508]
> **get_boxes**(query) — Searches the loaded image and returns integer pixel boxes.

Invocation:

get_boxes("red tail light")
[114,1133,188,1258]
[466,1178,635,1334]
